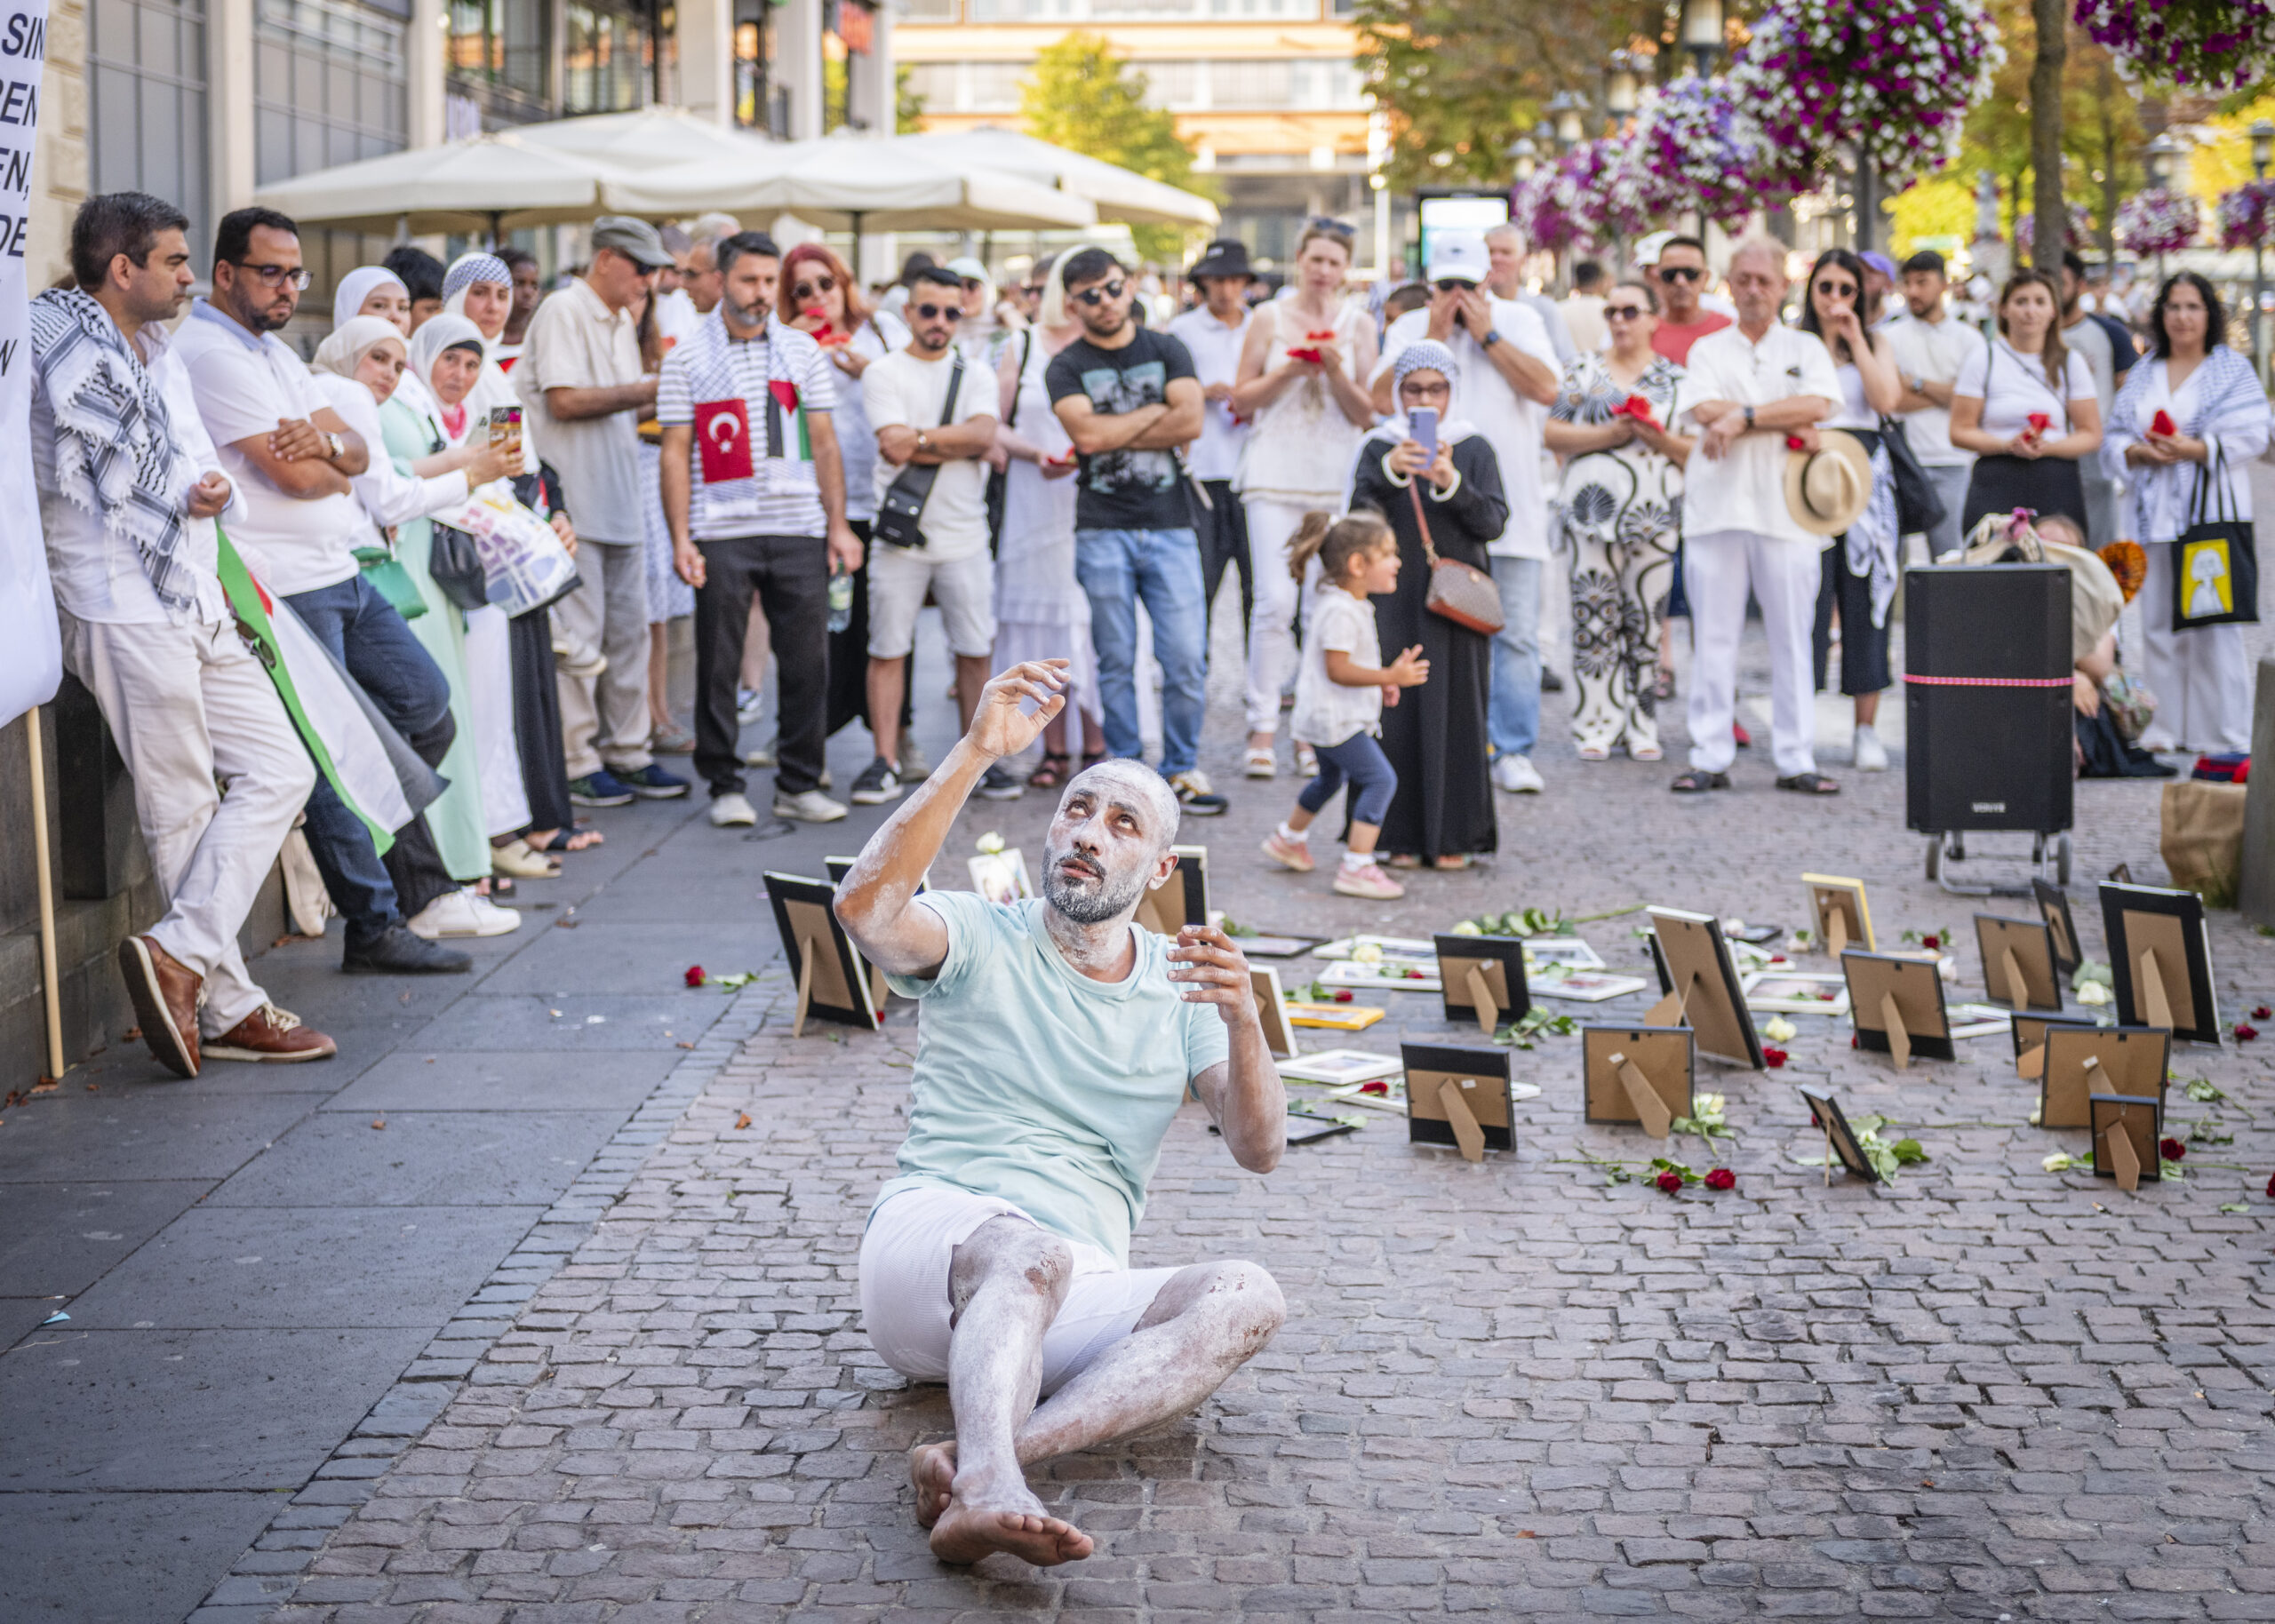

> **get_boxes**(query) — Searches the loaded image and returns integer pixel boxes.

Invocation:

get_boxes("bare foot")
[929,1483,1094,1566]
[908,1440,957,1528]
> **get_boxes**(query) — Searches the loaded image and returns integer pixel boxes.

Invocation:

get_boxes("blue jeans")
[1297,730,1398,827]
[284,572,459,938]
[1074,526,1208,776]
[1488,555,1542,760]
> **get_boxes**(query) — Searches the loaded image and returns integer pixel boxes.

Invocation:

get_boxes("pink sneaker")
[1261,831,1314,872]
[1332,859,1405,900]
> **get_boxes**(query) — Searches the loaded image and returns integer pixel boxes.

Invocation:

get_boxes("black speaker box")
[1904,563,2072,835]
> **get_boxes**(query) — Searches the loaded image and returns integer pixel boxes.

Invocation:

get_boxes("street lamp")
[1605,51,1641,119]
[1552,92,1587,150]
[2254,120,2272,383]
[1681,0,1724,77]
[1508,135,1538,183]
[2146,133,2180,189]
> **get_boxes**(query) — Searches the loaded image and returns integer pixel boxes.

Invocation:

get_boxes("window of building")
[448,0,551,115]
[253,0,407,186]
[965,60,1025,111]
[563,0,669,115]
[90,0,212,252]
[1209,57,1292,107]
[901,0,956,15]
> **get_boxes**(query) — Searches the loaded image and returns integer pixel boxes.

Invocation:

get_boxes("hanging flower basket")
[2015,202,2094,250]
[2217,180,2275,250]
[1515,133,1657,252]
[2073,0,2275,90]
[1632,76,1793,227]
[2115,187,2201,256]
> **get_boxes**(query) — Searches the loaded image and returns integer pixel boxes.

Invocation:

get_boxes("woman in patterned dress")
[1544,279,1693,760]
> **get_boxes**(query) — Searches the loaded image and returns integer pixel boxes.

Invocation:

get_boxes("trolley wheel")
[1950,832,1967,862]
[2057,832,2072,887]
[1926,837,1941,881]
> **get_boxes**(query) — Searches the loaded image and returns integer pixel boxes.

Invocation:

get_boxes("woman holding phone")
[1543,278,1693,761]
[1799,248,1906,773]
[2104,272,2270,752]
[1949,269,2102,536]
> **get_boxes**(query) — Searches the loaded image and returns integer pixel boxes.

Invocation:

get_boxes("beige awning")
[250,131,626,236]
[882,127,1219,227]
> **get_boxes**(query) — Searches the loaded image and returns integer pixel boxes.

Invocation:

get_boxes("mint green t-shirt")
[874,890,1232,1264]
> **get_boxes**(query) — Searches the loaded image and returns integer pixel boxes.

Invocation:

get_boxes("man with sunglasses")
[1648,236,1731,366]
[1046,249,1226,816]
[173,206,474,975]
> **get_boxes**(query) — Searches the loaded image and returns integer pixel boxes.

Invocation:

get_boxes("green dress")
[379,394,489,884]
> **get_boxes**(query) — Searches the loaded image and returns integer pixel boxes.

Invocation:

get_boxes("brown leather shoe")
[202,1004,337,1064]
[119,935,201,1079]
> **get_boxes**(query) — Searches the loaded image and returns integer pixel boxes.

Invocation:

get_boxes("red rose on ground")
[1762,1047,1788,1068]
[1921,934,1940,951]
[1655,1170,1684,1195]
[684,966,706,988]
[2255,1005,2271,1020]
[1850,1033,1860,1047]
[1770,955,1787,964]
[1333,990,1353,1003]
[2239,1023,2260,1041]
[1360,1079,1389,1095]
[1704,1167,1736,1191]
[2267,1171,2275,1198]
[2160,1137,2185,1161]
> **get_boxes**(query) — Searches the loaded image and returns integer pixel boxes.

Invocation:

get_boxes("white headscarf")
[409,314,489,447]
[331,267,408,334]
[310,315,409,392]
[440,255,537,473]
[1369,339,1478,445]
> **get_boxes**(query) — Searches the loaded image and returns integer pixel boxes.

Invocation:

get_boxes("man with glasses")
[1046,248,1226,816]
[517,215,691,808]
[173,206,473,975]
[1166,238,1256,645]
[1648,235,1731,366]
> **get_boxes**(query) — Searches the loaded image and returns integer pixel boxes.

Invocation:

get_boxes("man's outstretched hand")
[1168,925,1259,1031]
[967,660,1069,761]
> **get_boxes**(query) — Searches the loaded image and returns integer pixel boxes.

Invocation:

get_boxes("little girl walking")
[1261,511,1429,899]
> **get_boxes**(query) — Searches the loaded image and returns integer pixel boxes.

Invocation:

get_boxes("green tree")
[1019,33,1217,263]
[823,58,925,135]
[1960,0,2141,263]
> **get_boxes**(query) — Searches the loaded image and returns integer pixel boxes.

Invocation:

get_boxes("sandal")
[1385,853,1422,870]
[1776,772,1841,795]
[1577,744,1611,763]
[1243,745,1277,778]
[1628,742,1664,763]
[1433,854,1472,872]
[1028,752,1071,790]
[1082,751,1108,769]
[1653,668,1677,703]
[1670,770,1731,793]
[527,825,605,854]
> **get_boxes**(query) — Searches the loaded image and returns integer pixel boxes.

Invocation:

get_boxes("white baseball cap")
[1425,233,1488,285]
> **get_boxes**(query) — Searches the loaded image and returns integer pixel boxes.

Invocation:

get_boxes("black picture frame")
[1797,1085,1880,1183]
[2032,878,2081,977]
[1840,950,1956,1064]
[1401,1041,1515,1155]
[2098,881,2220,1042]
[1435,934,1532,1034]
[2010,1011,2097,1079]
[1134,844,1210,935]
[1975,913,2064,1014]
[1646,907,1766,1070]
[2088,1092,2165,1188]
[764,871,880,1034]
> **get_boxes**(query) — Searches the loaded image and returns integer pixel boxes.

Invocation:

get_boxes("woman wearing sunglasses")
[1229,217,1378,780]
[1542,280,1693,761]
[1798,247,1905,774]
[1949,269,2102,537]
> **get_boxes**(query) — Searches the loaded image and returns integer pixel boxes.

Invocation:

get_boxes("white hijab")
[331,266,407,334]
[442,256,537,473]
[409,314,489,449]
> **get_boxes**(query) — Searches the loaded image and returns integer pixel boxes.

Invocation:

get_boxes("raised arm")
[834,661,1069,977]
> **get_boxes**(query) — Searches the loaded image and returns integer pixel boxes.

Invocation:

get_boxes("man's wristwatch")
[914,430,930,454]
[1741,405,1755,429]
[1909,374,1927,394]
[323,432,345,462]
[1480,329,1502,349]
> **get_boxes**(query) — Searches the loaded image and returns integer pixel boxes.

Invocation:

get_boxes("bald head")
[1061,760,1180,855]
[1041,760,1182,926]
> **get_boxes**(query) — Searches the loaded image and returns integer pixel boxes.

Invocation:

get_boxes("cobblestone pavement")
[249,566,2275,1622]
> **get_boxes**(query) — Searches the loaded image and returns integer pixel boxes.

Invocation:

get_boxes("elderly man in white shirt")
[1674,237,1843,796]
[32,193,339,1079]
[1373,233,1561,795]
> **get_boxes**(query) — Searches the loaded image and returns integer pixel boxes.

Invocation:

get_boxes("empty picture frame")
[1133,844,1209,936]
[2010,1012,2097,1079]
[1250,965,1299,1059]
[1802,872,1875,957]
[1975,914,2064,1014]
[2033,879,2081,977]
[1581,1025,1696,1138]
[1435,934,1531,1038]
[1840,951,1954,1067]
[2098,882,2220,1042]
[1402,1041,1515,1161]
[765,871,880,1037]
[1797,1085,1880,1183]
[2089,1092,2165,1191]
[2040,1023,2171,1129]
[1646,907,1765,1070]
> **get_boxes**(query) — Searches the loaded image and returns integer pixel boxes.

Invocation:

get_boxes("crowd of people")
[29,181,2273,1079]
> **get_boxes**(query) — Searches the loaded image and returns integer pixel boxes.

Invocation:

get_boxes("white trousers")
[2138,540,2254,752]
[59,610,316,1034]
[1241,496,1326,736]
[464,606,530,840]
[1683,529,1822,777]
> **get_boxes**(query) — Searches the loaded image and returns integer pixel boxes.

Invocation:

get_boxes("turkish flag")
[695,399,754,483]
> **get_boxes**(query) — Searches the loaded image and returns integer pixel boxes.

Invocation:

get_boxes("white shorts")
[859,1184,1182,1397]
[867,545,997,660]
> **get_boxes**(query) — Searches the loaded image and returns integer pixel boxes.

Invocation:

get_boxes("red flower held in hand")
[2160,1137,2186,1161]
[684,965,706,988]
[1762,1047,1789,1069]
[2254,1005,2271,1021]
[1704,1167,1736,1191]
[1655,1169,1685,1195]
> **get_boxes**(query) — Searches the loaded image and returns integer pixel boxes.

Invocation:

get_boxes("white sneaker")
[1853,724,1889,772]
[1493,753,1545,794]
[408,888,521,939]
[708,792,757,827]
[898,736,933,779]
[773,788,849,824]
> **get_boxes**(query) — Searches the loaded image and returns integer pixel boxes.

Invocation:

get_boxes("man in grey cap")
[517,215,691,806]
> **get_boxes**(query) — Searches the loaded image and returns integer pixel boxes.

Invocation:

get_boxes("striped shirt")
[656,317,838,541]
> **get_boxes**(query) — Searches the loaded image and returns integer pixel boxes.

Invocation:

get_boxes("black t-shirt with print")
[1043,326,1197,531]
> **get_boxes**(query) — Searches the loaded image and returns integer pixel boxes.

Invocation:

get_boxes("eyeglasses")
[1813,279,1857,299]
[909,301,958,321]
[1073,280,1127,307]
[1018,284,1046,298]
[791,275,836,301]
[1603,304,1649,320]
[1433,278,1479,293]
[1399,379,1452,398]
[233,261,311,291]
[959,276,985,291]
[1304,216,1356,239]
[1656,265,1704,283]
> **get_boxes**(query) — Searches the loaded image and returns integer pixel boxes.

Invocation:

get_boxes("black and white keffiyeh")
[29,287,193,611]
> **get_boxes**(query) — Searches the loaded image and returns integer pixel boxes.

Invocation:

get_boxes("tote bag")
[2170,449,2258,633]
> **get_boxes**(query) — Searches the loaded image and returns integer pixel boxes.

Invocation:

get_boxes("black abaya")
[510,466,576,835]
[1351,434,1509,863]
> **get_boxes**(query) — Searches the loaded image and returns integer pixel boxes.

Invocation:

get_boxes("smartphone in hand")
[1409,406,1438,462]
[489,404,523,451]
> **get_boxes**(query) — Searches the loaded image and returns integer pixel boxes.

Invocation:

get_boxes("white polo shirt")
[172,299,369,596]
[1678,321,1843,548]
[1165,304,1251,483]
[1885,309,1986,467]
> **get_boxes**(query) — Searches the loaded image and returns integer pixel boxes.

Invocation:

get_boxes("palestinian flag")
[768,379,811,462]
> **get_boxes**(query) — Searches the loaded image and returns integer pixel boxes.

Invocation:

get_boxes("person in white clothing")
[1672,237,1843,796]
[1166,239,1256,645]
[1885,249,1984,562]
[1231,219,1377,779]
[1372,232,1561,796]
[31,193,338,1076]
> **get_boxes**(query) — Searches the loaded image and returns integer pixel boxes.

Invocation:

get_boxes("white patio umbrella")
[506,107,781,174]
[882,127,1219,227]
[251,131,627,238]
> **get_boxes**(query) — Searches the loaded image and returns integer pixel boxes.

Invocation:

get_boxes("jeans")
[1074,526,1208,776]
[284,572,460,937]
[1297,729,1398,827]
[1487,555,1542,760]
[1917,463,1972,561]
[692,533,829,798]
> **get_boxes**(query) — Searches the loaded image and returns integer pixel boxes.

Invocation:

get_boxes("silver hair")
[1727,236,1787,279]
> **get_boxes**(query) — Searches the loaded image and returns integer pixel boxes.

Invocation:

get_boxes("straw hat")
[1784,431,1874,536]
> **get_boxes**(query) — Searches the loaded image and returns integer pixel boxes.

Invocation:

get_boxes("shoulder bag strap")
[941,349,964,426]
[1004,329,1032,431]
[1406,471,1441,568]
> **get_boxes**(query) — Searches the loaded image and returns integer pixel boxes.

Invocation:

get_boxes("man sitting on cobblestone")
[834,658,1288,1568]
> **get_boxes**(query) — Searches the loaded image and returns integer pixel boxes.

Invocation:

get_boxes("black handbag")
[2170,448,2257,632]
[427,521,491,612]
[1878,414,1947,538]
[872,350,965,552]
